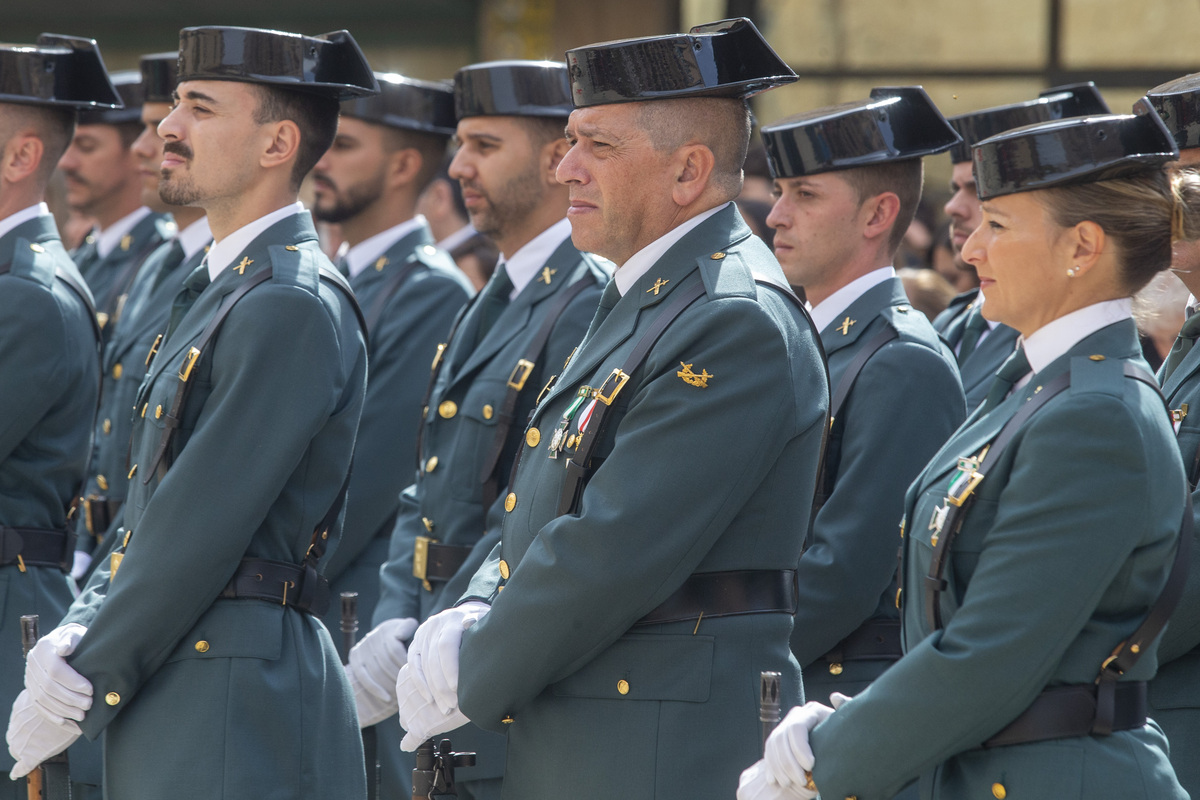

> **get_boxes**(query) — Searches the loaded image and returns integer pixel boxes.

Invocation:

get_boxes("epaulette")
[6,237,57,287]
[882,301,945,349]
[1069,353,1127,399]
[152,215,178,242]
[697,241,759,300]
[266,241,322,295]
[409,241,457,273]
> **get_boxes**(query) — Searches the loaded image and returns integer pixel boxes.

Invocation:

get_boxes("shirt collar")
[0,203,50,241]
[207,202,304,281]
[614,203,727,296]
[437,223,479,252]
[176,216,213,260]
[498,217,572,298]
[809,266,896,333]
[342,215,428,279]
[1022,297,1133,377]
[96,206,153,258]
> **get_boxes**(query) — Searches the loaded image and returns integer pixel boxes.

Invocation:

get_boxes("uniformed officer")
[0,33,111,798]
[349,59,608,799]
[72,50,213,585]
[8,27,378,799]
[935,85,1109,407]
[60,68,174,341]
[394,19,828,799]
[417,157,499,291]
[1143,72,1200,800]
[741,108,1191,800]
[760,89,966,722]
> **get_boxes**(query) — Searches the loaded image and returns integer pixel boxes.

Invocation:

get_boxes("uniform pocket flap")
[551,633,713,702]
[165,600,284,662]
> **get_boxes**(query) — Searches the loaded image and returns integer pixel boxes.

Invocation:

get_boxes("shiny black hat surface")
[762,86,960,178]
[177,26,379,100]
[454,60,572,119]
[341,72,455,135]
[972,104,1178,200]
[947,83,1110,163]
[1146,72,1200,151]
[566,18,796,108]
[0,34,122,110]
[140,51,178,104]
[77,70,142,125]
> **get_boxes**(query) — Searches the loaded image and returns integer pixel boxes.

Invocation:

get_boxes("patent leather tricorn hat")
[1146,72,1200,151]
[972,102,1179,200]
[177,26,378,100]
[140,52,178,104]
[341,72,455,135]
[77,70,143,125]
[0,34,122,110]
[947,83,1110,163]
[454,60,572,119]
[565,18,796,108]
[761,86,960,178]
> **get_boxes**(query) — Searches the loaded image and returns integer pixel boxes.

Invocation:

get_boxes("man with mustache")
[352,59,608,799]
[935,85,1109,407]
[60,69,174,343]
[9,27,377,798]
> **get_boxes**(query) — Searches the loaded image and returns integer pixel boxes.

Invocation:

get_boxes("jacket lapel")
[820,278,902,358]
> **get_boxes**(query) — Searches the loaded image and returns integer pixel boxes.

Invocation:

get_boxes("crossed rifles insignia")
[677,362,712,388]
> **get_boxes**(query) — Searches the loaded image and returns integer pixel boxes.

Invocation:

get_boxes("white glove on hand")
[396,663,470,751]
[736,693,848,800]
[737,760,799,800]
[69,551,93,582]
[346,617,419,728]
[24,624,91,725]
[406,601,490,715]
[7,690,81,780]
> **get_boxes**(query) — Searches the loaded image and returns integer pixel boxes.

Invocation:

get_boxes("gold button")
[711,252,726,260]
[617,679,630,695]
[501,715,514,724]
[438,400,458,419]
[112,363,123,380]
[526,428,541,447]
[29,243,45,253]
[1089,354,1105,361]
[504,492,516,512]
[425,456,439,473]
[422,517,434,532]
[105,692,120,706]
[155,405,163,419]
[497,585,504,593]
[897,305,910,313]
[195,640,210,653]
[141,403,148,418]
[482,404,494,420]
[991,783,1006,799]
[285,245,299,251]
[96,474,109,491]
[127,464,137,479]
[829,662,843,676]
[103,418,112,435]
[499,560,510,579]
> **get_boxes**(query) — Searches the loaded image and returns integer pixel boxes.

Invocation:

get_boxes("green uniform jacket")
[1150,327,1200,799]
[0,215,99,785]
[456,205,828,800]
[373,235,608,785]
[934,289,1020,409]
[795,279,964,704]
[61,213,369,800]
[72,212,173,345]
[811,319,1188,800]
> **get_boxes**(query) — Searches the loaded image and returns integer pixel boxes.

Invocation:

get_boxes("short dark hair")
[517,114,570,149]
[381,127,449,195]
[253,85,340,189]
[0,104,75,187]
[839,159,924,255]
[114,120,142,149]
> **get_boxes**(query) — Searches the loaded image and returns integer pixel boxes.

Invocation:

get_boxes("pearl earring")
[1067,268,1078,277]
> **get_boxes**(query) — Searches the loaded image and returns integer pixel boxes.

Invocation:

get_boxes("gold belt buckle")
[595,368,630,406]
[946,471,985,507]
[508,359,535,391]
[413,535,438,591]
[178,347,201,382]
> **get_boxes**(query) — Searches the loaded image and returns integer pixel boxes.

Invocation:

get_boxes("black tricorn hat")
[77,70,143,125]
[0,34,122,110]
[947,83,1110,163]
[177,26,379,101]
[972,102,1178,200]
[565,18,796,108]
[454,60,572,119]
[761,86,960,178]
[1146,72,1200,151]
[341,72,455,136]
[140,51,178,104]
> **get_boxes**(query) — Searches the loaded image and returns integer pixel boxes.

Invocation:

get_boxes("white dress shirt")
[96,206,154,258]
[177,216,213,261]
[808,266,896,333]
[613,203,727,296]
[0,203,50,240]
[497,217,573,298]
[206,202,305,282]
[338,216,428,279]
[1015,297,1133,389]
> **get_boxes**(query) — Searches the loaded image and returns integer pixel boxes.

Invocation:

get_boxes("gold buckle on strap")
[945,471,985,507]
[508,359,535,391]
[179,347,201,382]
[431,342,446,372]
[413,535,438,590]
[595,369,630,406]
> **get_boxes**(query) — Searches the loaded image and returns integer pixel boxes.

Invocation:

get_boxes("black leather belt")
[0,526,75,571]
[219,558,331,617]
[822,619,901,665]
[983,681,1147,748]
[83,496,122,538]
[415,540,472,583]
[635,569,797,626]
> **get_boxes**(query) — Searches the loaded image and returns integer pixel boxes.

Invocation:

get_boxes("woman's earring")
[1067,267,1078,277]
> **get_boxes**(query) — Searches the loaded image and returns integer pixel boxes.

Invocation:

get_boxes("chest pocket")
[132,347,212,492]
[439,377,502,503]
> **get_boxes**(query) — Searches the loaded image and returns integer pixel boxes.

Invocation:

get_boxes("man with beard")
[0,34,111,800]
[9,27,376,798]
[349,59,608,800]
[417,156,499,291]
[60,69,174,342]
[935,85,1108,407]
[72,51,213,587]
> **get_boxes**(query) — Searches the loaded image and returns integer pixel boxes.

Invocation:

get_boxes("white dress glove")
[24,624,92,725]
[395,663,470,751]
[737,694,848,800]
[7,690,81,780]
[345,617,419,728]
[405,601,490,715]
[69,551,93,582]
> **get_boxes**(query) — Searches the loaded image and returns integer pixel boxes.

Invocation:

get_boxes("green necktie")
[981,346,1031,411]
[474,264,514,346]
[165,263,211,339]
[957,305,990,363]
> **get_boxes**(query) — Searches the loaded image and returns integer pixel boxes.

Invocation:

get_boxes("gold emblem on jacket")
[677,362,712,388]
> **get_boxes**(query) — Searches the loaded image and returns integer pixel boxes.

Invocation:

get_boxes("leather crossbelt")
[983,682,1147,748]
[82,496,122,538]
[634,569,797,626]
[0,526,76,572]
[822,619,901,665]
[220,558,331,617]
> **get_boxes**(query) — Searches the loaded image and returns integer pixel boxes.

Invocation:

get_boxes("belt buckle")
[595,368,630,406]
[178,347,201,382]
[413,535,438,591]
[508,359,535,391]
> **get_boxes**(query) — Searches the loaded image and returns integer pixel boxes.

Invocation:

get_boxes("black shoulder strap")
[362,258,423,335]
